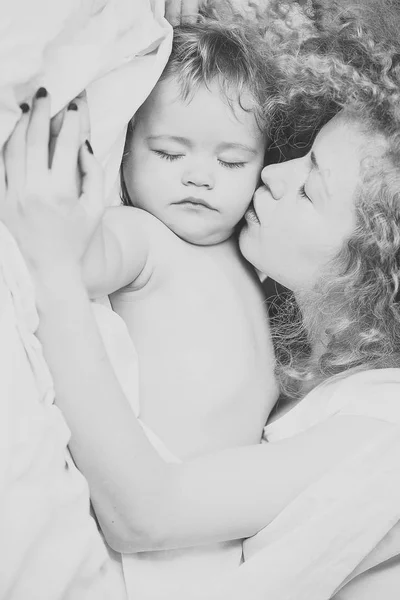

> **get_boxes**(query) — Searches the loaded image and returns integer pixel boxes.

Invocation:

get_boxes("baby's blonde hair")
[160,20,280,132]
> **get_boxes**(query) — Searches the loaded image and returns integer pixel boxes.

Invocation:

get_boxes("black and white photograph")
[1,1,400,598]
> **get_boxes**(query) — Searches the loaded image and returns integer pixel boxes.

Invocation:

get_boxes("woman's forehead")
[313,116,364,171]
[312,115,364,210]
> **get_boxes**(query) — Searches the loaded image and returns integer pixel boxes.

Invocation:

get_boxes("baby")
[84,22,278,463]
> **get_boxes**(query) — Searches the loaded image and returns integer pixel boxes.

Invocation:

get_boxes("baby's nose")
[182,163,215,189]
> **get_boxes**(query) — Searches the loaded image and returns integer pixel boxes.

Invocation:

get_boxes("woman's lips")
[247,185,274,225]
[245,201,260,224]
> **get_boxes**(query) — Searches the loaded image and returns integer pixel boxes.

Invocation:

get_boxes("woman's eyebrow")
[311,150,332,199]
[310,151,319,171]
[310,150,332,198]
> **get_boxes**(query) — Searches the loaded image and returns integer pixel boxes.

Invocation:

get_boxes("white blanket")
[0,0,172,197]
[0,221,128,600]
[0,2,171,598]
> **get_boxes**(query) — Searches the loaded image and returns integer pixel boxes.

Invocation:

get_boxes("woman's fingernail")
[20,103,30,113]
[36,87,48,99]
[85,140,94,154]
[68,102,78,111]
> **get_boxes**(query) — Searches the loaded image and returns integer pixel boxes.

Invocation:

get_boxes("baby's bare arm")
[82,205,153,298]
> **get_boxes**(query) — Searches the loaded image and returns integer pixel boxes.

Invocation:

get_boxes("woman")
[3,4,400,598]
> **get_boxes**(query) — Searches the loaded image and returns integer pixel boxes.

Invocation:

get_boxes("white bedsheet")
[0,221,128,600]
[0,2,171,598]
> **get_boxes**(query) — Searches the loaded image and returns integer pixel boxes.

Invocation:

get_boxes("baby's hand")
[1,89,104,288]
[165,0,202,25]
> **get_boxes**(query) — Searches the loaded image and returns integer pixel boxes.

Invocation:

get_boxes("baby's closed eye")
[218,159,247,169]
[153,150,184,161]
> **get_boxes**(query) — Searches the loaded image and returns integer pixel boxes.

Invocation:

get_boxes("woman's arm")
[36,276,171,551]
[36,273,392,552]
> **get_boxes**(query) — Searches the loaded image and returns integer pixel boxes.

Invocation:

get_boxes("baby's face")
[123,76,266,245]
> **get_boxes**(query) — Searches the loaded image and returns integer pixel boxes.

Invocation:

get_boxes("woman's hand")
[49,90,91,170]
[165,0,202,25]
[1,89,104,290]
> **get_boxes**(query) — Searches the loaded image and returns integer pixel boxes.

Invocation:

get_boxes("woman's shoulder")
[329,368,400,422]
[264,368,400,442]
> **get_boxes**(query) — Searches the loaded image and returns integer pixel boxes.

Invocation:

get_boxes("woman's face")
[239,114,367,291]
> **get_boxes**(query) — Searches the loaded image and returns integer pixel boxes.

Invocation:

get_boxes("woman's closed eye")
[299,184,312,202]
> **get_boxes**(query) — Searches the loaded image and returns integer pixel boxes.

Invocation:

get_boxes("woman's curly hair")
[265,1,400,398]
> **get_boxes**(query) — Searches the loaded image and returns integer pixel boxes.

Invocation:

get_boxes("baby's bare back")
[110,218,277,460]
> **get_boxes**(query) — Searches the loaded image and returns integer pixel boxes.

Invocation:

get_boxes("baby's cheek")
[245,165,263,191]
[235,171,260,203]
[136,158,164,189]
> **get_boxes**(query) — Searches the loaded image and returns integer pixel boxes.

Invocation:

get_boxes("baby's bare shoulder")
[104,205,166,236]
[105,206,187,256]
[104,207,199,295]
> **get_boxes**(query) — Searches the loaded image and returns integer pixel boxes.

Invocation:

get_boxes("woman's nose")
[182,163,215,189]
[261,164,286,200]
